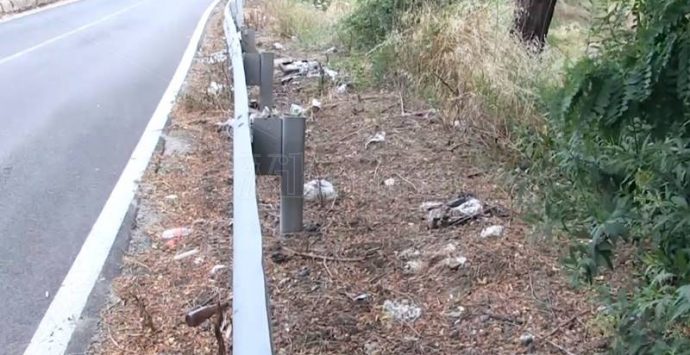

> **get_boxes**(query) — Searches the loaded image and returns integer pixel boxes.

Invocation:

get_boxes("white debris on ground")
[398,247,421,260]
[164,194,178,200]
[384,178,396,186]
[161,227,192,240]
[203,51,227,64]
[216,118,235,132]
[174,248,199,261]
[519,333,535,346]
[402,259,425,274]
[323,67,338,80]
[446,306,466,318]
[444,256,468,269]
[207,81,225,96]
[382,299,422,322]
[304,179,337,201]
[210,264,227,275]
[290,104,305,116]
[310,98,321,111]
[273,42,284,50]
[419,201,443,212]
[365,131,386,149]
[480,225,505,238]
[450,197,483,217]
[335,83,349,94]
[277,59,340,83]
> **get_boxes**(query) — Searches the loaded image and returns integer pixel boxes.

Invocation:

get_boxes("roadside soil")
[0,0,63,17]
[94,1,612,354]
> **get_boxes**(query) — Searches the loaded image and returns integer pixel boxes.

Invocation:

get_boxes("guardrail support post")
[241,28,257,53]
[259,52,274,110]
[280,115,305,234]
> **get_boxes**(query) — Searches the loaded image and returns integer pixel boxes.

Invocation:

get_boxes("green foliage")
[525,0,690,351]
[341,0,451,50]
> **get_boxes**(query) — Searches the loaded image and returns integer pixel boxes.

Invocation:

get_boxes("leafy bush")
[342,0,451,49]
[527,0,690,351]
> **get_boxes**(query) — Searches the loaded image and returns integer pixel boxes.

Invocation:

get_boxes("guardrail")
[223,2,272,354]
[223,0,306,353]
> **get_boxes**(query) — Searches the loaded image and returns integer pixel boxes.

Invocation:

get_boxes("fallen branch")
[394,173,418,192]
[186,302,230,327]
[283,247,365,262]
[483,311,524,325]
[544,309,591,338]
[214,301,227,355]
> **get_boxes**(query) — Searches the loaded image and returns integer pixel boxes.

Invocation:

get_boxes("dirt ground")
[94,1,611,354]
[0,0,61,16]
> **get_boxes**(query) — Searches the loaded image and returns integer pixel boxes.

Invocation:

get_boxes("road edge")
[22,0,222,353]
[0,0,83,24]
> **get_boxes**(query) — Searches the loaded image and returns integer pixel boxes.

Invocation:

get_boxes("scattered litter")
[446,306,466,318]
[304,179,337,201]
[162,227,192,240]
[384,178,396,186]
[193,256,203,265]
[323,67,338,80]
[279,60,320,76]
[403,259,425,274]
[423,194,490,228]
[207,81,225,96]
[210,264,227,275]
[419,201,443,212]
[442,243,457,254]
[164,194,178,200]
[336,83,349,94]
[290,104,305,116]
[398,247,421,260]
[353,293,370,302]
[250,106,275,120]
[324,46,337,54]
[383,299,422,322]
[480,225,505,238]
[450,198,483,218]
[174,248,199,261]
[427,207,447,229]
[310,98,322,111]
[45,291,50,298]
[273,42,284,50]
[203,51,227,64]
[365,131,386,149]
[216,118,235,132]
[519,333,534,346]
[277,60,339,81]
[445,256,468,269]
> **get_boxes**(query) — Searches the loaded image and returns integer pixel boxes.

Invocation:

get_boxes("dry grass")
[376,1,581,156]
[257,0,351,48]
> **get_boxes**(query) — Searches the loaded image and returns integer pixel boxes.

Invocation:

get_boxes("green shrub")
[525,0,690,351]
[342,0,451,49]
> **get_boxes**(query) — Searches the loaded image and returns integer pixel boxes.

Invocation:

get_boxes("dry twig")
[283,246,365,262]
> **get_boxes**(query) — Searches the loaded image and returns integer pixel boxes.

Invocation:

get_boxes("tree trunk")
[512,0,558,52]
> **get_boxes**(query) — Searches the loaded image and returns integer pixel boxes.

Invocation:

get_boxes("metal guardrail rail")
[223,1,273,354]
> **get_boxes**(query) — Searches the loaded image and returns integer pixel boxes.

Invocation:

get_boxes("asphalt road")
[0,0,214,352]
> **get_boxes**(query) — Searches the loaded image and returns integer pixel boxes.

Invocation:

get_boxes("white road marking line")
[0,1,143,66]
[0,0,84,25]
[23,0,221,353]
